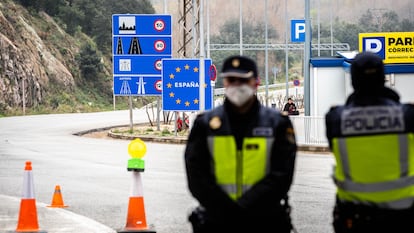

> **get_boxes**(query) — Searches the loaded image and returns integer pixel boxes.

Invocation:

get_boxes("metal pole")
[22,78,25,115]
[239,0,243,55]
[164,0,167,14]
[264,0,269,107]
[158,0,168,131]
[113,93,115,111]
[199,0,205,111]
[284,0,289,100]
[317,0,320,56]
[156,97,160,131]
[206,0,210,59]
[206,0,214,108]
[330,0,334,56]
[304,0,311,116]
[129,96,133,131]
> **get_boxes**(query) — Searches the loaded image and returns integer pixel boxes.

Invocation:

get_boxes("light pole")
[330,0,334,56]
[317,0,320,57]
[304,0,311,116]
[284,0,289,100]
[239,0,243,55]
[264,0,269,107]
[206,0,210,59]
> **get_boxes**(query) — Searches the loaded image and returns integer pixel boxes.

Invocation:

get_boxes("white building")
[310,54,414,116]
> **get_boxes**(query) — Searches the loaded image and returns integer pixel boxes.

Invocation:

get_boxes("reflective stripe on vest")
[333,133,414,209]
[207,136,273,200]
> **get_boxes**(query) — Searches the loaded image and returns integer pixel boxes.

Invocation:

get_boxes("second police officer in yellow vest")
[325,51,414,233]
[185,55,297,233]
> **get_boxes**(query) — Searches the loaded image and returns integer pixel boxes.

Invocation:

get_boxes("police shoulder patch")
[209,116,221,130]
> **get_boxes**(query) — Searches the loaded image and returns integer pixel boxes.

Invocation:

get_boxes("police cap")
[220,55,258,79]
[351,51,385,90]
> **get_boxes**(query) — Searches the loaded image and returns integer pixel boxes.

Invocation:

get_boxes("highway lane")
[0,110,336,233]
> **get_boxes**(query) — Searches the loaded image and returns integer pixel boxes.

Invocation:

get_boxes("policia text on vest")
[341,106,404,135]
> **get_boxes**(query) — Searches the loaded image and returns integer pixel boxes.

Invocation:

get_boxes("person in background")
[283,98,299,115]
[325,51,414,233]
[184,55,297,233]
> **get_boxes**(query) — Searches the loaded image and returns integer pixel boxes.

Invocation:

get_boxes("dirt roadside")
[79,123,189,143]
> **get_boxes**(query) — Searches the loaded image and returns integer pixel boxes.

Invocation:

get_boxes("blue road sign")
[113,55,171,75]
[113,76,162,96]
[291,19,306,43]
[162,59,213,111]
[293,79,300,86]
[113,37,172,55]
[112,14,172,36]
[112,14,172,96]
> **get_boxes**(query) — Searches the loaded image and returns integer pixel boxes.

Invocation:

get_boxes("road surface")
[0,110,336,233]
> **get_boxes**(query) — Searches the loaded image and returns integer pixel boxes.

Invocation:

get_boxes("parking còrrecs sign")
[359,32,414,64]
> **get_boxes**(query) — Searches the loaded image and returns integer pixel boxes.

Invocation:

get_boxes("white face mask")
[225,84,255,107]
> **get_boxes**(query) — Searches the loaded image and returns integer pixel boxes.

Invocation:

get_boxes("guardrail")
[141,100,329,149]
[214,83,293,95]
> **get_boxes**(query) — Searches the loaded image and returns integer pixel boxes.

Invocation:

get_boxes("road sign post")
[112,14,172,130]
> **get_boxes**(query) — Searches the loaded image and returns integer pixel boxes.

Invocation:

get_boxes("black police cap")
[351,51,385,90]
[220,55,258,79]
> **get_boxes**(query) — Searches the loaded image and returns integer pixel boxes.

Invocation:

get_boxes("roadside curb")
[75,126,331,154]
[108,131,331,154]
[109,131,188,144]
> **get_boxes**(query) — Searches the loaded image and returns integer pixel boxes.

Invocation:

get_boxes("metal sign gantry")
[209,43,350,51]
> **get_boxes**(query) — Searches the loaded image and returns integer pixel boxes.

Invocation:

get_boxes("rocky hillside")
[0,1,111,115]
[2,0,411,115]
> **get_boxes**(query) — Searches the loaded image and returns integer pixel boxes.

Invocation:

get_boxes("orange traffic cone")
[16,161,45,232]
[47,185,68,208]
[118,172,155,233]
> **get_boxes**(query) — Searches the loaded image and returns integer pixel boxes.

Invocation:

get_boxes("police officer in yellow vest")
[184,55,297,233]
[325,51,414,233]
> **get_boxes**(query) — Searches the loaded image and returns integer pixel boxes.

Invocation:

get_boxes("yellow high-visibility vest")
[207,136,272,200]
[333,133,414,209]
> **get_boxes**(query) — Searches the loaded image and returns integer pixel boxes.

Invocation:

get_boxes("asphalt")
[1,128,330,233]
[0,194,116,233]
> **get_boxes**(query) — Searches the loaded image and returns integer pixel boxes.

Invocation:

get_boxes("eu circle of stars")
[162,59,213,111]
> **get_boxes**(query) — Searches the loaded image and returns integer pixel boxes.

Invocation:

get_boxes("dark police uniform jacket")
[184,98,297,232]
[325,87,414,232]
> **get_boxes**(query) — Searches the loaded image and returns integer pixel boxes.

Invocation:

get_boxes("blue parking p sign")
[291,19,306,43]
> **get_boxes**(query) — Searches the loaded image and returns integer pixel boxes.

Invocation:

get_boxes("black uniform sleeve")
[184,114,242,219]
[237,114,297,216]
[403,103,414,132]
[325,106,339,149]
